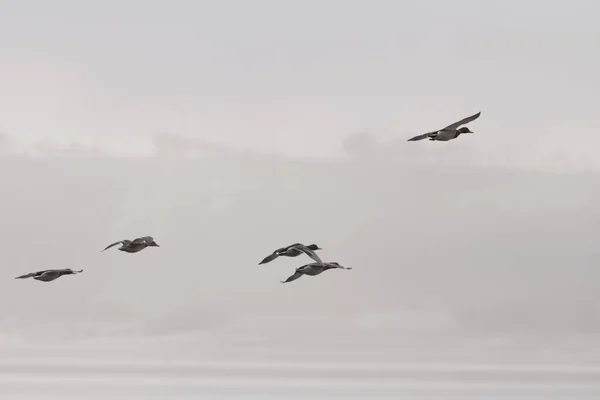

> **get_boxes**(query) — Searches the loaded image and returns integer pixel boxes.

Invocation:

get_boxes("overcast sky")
[0,0,598,163]
[3,4,600,397]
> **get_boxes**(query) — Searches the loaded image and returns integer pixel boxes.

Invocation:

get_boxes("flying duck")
[281,261,352,284]
[259,243,322,265]
[102,236,160,253]
[407,111,481,142]
[15,268,83,282]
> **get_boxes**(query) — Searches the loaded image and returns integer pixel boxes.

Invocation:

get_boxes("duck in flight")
[102,236,160,253]
[281,262,352,284]
[407,111,481,142]
[259,243,322,265]
[15,268,83,282]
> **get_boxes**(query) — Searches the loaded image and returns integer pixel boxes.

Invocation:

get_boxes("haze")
[1,0,600,398]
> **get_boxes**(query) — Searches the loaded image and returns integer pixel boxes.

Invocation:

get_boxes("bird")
[259,243,322,265]
[102,236,160,253]
[407,111,481,142]
[281,261,352,284]
[15,268,83,282]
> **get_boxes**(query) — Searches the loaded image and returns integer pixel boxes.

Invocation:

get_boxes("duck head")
[149,240,160,247]
[458,127,473,134]
[307,244,321,251]
[325,262,349,270]
[64,269,83,275]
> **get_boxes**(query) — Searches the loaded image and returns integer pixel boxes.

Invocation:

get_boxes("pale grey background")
[1,0,599,398]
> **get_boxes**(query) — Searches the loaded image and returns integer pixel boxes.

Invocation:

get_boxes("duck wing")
[407,131,436,141]
[281,270,304,284]
[259,252,280,265]
[292,244,323,264]
[102,240,127,252]
[15,270,46,279]
[442,111,481,130]
[258,243,301,265]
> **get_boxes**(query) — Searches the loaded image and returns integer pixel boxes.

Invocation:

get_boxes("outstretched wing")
[259,252,280,265]
[442,111,481,130]
[102,241,125,252]
[15,270,45,279]
[281,271,304,284]
[292,244,323,264]
[259,243,300,265]
[407,131,436,142]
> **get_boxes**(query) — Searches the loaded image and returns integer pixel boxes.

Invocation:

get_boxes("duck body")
[102,236,160,253]
[281,262,351,283]
[408,112,481,142]
[427,127,470,141]
[16,268,83,282]
[259,243,321,265]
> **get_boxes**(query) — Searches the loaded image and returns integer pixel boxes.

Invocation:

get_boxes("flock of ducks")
[258,243,352,283]
[15,239,350,284]
[14,111,482,284]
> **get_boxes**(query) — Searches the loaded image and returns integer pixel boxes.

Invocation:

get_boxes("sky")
[2,1,600,397]
[0,0,598,163]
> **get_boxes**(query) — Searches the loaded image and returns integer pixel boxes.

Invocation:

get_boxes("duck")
[259,243,322,265]
[15,268,83,282]
[102,236,160,253]
[407,111,481,142]
[281,261,352,283]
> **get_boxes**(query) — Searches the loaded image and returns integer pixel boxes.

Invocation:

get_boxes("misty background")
[1,0,600,397]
